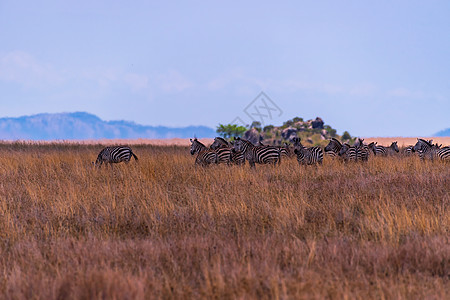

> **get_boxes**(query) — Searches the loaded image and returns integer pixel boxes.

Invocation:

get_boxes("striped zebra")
[339,142,369,162]
[403,145,414,155]
[230,147,246,165]
[413,139,450,161]
[232,137,281,168]
[324,138,344,157]
[210,137,232,165]
[368,141,399,156]
[94,146,138,167]
[259,141,293,158]
[190,138,217,166]
[292,137,323,165]
[228,139,246,165]
[403,139,431,156]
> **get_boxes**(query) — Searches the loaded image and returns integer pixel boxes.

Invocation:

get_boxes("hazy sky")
[1,1,449,136]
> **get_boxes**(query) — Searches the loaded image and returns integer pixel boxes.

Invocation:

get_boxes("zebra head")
[190,138,206,155]
[354,138,365,147]
[325,138,342,153]
[210,137,229,150]
[292,137,304,155]
[390,141,399,152]
[413,138,431,153]
[339,143,351,156]
[368,142,377,154]
[232,137,245,152]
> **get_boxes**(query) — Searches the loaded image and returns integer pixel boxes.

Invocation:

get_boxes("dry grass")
[363,137,450,147]
[0,142,448,299]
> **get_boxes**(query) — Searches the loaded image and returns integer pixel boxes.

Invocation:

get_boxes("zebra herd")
[189,137,450,168]
[90,137,449,168]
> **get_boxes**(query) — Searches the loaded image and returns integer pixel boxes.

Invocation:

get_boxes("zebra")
[228,140,246,165]
[94,146,138,167]
[339,143,356,162]
[232,137,281,168]
[368,141,399,156]
[210,137,232,165]
[339,142,369,162]
[190,138,217,166]
[403,145,414,156]
[259,141,293,158]
[413,139,450,161]
[324,138,344,158]
[292,137,323,165]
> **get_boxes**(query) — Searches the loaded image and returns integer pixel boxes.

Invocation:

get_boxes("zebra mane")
[418,138,432,147]
[330,138,342,146]
[193,139,207,148]
[215,137,229,145]
[237,137,255,145]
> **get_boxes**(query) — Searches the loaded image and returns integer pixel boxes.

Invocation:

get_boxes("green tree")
[250,121,262,132]
[216,124,247,139]
[342,131,351,140]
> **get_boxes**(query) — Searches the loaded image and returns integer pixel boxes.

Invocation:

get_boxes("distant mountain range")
[0,112,216,140]
[435,128,450,137]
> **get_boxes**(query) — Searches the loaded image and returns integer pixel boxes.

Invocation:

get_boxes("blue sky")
[1,0,449,137]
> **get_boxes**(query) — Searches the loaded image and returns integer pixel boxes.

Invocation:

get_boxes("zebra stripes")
[403,145,414,155]
[324,138,344,157]
[292,137,323,165]
[210,137,248,165]
[190,138,217,166]
[232,137,281,168]
[95,146,138,167]
[259,141,293,158]
[368,141,399,156]
[339,142,369,162]
[413,139,450,161]
[188,137,449,166]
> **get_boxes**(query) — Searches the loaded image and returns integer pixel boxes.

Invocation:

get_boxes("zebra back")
[403,145,414,156]
[210,137,230,150]
[233,137,281,167]
[95,146,138,166]
[292,137,323,165]
[339,143,368,162]
[215,147,232,164]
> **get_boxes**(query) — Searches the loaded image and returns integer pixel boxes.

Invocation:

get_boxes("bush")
[342,131,351,140]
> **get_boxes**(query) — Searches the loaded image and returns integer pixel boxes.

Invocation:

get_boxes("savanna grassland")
[0,142,448,299]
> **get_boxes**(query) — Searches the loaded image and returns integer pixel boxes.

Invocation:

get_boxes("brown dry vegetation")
[0,142,448,299]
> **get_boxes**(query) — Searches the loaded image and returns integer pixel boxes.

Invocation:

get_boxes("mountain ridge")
[435,128,450,137]
[0,112,215,140]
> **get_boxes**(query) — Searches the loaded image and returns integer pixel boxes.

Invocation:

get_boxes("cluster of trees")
[216,118,352,142]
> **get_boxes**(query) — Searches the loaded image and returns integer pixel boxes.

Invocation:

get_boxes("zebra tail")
[131,152,139,161]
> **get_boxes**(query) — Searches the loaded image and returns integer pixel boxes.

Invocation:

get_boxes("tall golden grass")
[0,142,448,299]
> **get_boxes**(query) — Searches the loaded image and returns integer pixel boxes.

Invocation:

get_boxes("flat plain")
[0,141,448,299]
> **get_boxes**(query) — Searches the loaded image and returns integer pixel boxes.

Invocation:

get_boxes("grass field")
[0,142,448,299]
